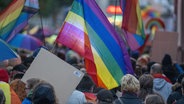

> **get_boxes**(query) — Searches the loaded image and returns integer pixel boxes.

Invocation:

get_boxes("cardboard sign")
[150,31,178,63]
[21,48,84,103]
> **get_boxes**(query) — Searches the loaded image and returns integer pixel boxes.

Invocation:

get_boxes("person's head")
[76,74,95,92]
[121,74,140,93]
[0,89,5,104]
[161,54,172,66]
[145,94,165,104]
[147,62,156,73]
[150,63,163,75]
[23,56,34,68]
[65,50,80,65]
[138,74,154,100]
[12,64,27,73]
[32,81,57,104]
[96,89,114,104]
[139,74,153,90]
[10,64,27,80]
[25,78,41,94]
[10,79,26,101]
[56,50,65,60]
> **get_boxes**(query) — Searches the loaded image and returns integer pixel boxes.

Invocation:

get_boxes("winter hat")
[0,69,9,83]
[97,89,114,103]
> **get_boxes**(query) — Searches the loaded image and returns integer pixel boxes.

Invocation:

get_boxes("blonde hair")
[121,74,140,93]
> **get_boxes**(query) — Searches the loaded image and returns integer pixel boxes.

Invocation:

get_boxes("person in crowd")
[147,61,156,73]
[161,54,179,84]
[135,54,150,78]
[8,57,22,67]
[65,50,81,65]
[167,73,184,104]
[0,89,5,104]
[144,94,165,104]
[113,74,142,104]
[138,74,154,101]
[96,89,114,104]
[175,77,184,104]
[66,90,87,104]
[56,50,66,60]
[130,57,137,74]
[10,79,26,101]
[22,56,34,68]
[22,78,42,104]
[31,81,58,104]
[10,64,27,81]
[0,69,21,104]
[76,74,96,103]
[150,63,172,102]
[11,73,24,80]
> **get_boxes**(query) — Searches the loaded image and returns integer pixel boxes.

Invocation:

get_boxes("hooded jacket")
[153,78,172,102]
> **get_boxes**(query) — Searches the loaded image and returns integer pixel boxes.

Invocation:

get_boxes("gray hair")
[150,63,163,74]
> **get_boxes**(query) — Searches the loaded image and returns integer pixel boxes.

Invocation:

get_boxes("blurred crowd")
[0,40,184,104]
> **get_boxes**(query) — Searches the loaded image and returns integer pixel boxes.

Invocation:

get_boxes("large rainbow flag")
[0,0,39,42]
[120,0,145,50]
[56,0,134,89]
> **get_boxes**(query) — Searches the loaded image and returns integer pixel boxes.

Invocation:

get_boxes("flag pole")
[113,0,118,28]
[51,42,57,53]
[39,10,46,46]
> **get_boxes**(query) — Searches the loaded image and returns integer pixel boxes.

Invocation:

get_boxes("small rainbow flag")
[120,0,145,50]
[0,0,39,42]
[56,0,134,89]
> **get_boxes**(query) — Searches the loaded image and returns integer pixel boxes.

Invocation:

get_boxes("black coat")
[176,96,184,104]
[167,87,182,104]
[113,92,143,104]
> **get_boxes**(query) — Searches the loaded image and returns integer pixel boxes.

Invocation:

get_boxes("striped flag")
[56,0,134,89]
[0,0,39,42]
[120,0,145,50]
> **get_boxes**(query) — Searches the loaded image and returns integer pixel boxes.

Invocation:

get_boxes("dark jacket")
[113,92,142,104]
[176,96,184,104]
[167,87,182,104]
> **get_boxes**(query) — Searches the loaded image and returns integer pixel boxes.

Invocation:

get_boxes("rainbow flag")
[56,0,134,89]
[120,0,145,50]
[0,0,39,42]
